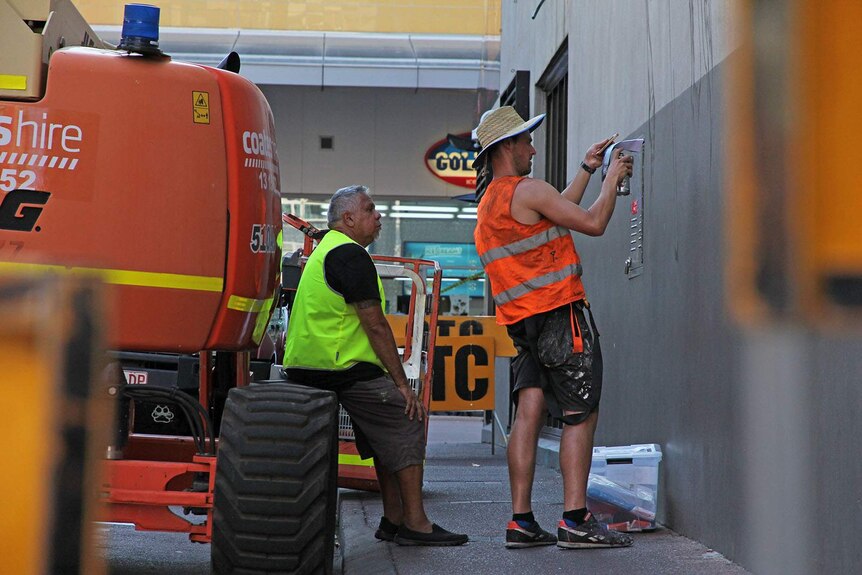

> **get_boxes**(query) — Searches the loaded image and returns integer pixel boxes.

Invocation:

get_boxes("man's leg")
[559,409,598,510]
[371,459,405,541]
[391,461,468,546]
[556,408,632,548]
[337,376,466,545]
[507,387,546,513]
[374,458,403,525]
[374,459,435,533]
[393,463,433,533]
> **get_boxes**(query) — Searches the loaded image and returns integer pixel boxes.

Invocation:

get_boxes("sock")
[512,511,535,525]
[563,508,589,525]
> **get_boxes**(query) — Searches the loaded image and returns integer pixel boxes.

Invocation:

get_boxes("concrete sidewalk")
[336,415,750,575]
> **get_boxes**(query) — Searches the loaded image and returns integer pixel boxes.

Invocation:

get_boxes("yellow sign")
[430,335,495,411]
[192,91,210,124]
[386,315,516,357]
[385,315,514,411]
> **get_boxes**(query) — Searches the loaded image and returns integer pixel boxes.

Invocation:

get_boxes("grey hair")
[328,184,369,227]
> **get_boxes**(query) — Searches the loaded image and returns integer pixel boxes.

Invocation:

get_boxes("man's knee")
[559,408,598,427]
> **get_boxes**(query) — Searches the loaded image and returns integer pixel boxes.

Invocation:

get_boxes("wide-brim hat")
[472,106,545,168]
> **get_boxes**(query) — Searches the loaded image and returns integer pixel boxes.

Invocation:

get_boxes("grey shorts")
[331,375,426,473]
[507,300,603,426]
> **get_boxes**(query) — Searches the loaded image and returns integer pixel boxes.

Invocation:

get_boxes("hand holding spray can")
[616,152,631,196]
[601,138,643,196]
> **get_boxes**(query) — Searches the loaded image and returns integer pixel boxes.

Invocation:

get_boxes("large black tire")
[212,382,339,574]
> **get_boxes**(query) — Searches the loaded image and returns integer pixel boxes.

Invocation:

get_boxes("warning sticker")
[193,91,210,124]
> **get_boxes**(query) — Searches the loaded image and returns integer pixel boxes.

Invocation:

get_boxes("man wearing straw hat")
[473,106,633,549]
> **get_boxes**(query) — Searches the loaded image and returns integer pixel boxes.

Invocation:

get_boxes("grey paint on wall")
[558,48,862,575]
[580,57,745,561]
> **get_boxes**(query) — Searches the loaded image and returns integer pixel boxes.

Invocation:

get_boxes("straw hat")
[472,106,545,167]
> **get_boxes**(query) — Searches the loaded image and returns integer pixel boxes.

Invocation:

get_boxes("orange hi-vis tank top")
[474,176,586,325]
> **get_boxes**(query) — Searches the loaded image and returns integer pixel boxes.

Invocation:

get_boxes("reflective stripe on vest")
[479,226,569,267]
[493,262,583,305]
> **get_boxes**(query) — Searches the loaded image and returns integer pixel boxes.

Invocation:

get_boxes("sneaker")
[374,517,399,542]
[505,519,557,548]
[394,524,469,546]
[556,513,633,549]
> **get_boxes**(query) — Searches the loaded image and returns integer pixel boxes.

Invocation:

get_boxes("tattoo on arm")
[354,299,379,309]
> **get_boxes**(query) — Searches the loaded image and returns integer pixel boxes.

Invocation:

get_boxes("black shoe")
[556,513,633,549]
[505,519,557,548]
[394,524,469,547]
[375,516,399,542]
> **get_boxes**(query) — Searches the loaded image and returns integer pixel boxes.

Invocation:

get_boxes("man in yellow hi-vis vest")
[283,185,468,547]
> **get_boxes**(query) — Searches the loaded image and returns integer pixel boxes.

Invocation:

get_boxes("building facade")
[495,2,861,574]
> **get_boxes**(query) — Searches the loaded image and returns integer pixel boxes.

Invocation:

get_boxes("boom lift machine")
[0,2,440,572]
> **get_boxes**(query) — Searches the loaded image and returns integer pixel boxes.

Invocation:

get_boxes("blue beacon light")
[118,4,162,55]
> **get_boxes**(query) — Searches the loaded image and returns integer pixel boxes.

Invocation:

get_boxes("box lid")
[592,444,662,462]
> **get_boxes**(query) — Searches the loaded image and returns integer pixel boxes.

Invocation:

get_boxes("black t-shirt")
[284,243,385,387]
[323,243,381,304]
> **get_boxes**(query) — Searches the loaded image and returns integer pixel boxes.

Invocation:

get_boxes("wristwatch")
[580,161,596,175]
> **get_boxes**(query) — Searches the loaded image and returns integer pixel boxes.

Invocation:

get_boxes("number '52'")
[0,169,36,191]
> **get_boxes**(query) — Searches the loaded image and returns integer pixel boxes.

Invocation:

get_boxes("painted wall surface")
[502,1,736,178]
[261,85,485,200]
[498,2,862,574]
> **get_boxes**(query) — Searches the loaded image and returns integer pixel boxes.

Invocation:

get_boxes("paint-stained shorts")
[507,300,603,426]
[331,375,426,473]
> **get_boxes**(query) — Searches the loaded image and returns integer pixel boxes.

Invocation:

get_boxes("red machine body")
[0,47,282,352]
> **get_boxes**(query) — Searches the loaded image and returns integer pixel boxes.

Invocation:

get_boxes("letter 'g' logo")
[0,190,50,231]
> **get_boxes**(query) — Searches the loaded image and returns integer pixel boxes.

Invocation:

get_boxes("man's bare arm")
[560,168,591,205]
[560,137,615,204]
[517,150,631,236]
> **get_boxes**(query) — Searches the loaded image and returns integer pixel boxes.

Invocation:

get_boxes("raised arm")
[516,149,632,236]
[560,137,616,205]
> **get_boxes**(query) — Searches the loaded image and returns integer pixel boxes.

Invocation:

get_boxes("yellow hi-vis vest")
[283,230,386,372]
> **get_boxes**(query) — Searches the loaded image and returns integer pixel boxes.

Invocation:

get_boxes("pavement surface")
[337,415,751,575]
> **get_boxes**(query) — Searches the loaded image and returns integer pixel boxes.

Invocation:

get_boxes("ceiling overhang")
[93,26,500,90]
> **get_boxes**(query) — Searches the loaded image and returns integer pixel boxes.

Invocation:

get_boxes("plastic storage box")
[587,444,662,532]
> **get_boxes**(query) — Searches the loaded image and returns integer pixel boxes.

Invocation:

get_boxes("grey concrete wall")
[260,85,485,200]
[588,56,745,557]
[498,1,862,573]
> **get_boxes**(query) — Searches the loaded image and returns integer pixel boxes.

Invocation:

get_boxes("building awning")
[93,26,500,90]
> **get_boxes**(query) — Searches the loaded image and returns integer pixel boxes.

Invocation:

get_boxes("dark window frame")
[536,40,569,192]
[501,70,531,121]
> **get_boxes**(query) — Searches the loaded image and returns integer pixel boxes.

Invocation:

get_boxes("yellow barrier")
[387,314,516,356]
[0,275,109,575]
[387,315,514,412]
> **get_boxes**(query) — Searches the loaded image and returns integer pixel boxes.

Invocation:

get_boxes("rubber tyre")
[211,382,339,574]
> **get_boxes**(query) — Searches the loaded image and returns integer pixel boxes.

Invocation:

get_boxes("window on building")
[501,70,531,121]
[537,40,568,192]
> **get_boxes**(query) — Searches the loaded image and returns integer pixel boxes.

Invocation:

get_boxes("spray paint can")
[616,153,631,196]
[617,176,631,196]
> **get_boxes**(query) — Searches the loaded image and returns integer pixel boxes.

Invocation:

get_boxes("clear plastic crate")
[587,444,662,532]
